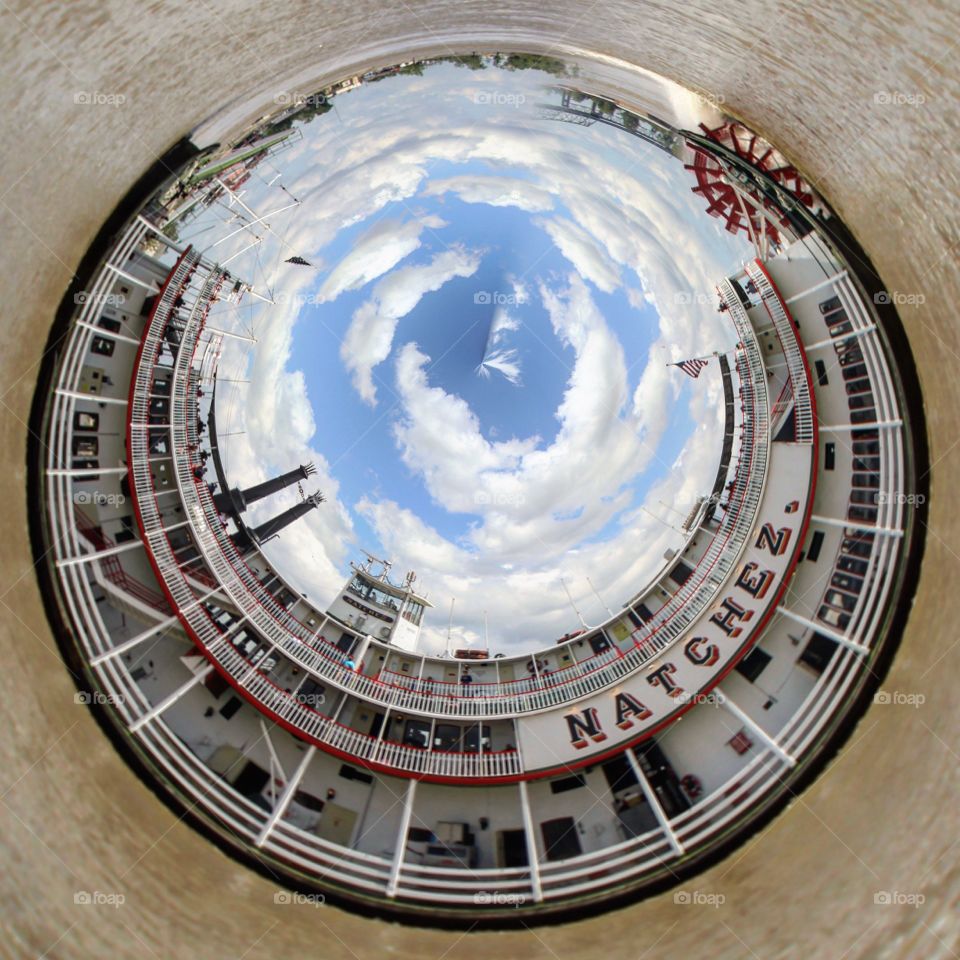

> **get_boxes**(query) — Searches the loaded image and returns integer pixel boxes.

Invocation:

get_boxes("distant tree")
[456,54,487,70]
[398,62,425,76]
[622,111,640,132]
[501,53,568,76]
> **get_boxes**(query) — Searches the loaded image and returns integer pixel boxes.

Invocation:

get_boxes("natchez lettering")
[564,523,791,749]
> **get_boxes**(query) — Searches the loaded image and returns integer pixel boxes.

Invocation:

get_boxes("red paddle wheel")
[685,121,817,244]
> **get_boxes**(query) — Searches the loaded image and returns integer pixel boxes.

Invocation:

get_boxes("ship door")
[540,817,582,861]
[497,829,529,867]
[368,712,386,737]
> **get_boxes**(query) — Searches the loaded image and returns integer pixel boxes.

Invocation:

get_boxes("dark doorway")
[499,829,529,867]
[233,760,270,797]
[540,817,582,862]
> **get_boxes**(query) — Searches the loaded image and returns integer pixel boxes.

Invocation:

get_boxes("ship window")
[806,530,825,562]
[402,600,424,625]
[825,442,835,470]
[433,724,462,752]
[825,589,858,612]
[338,764,373,784]
[814,359,829,385]
[347,576,399,611]
[292,791,325,813]
[837,343,864,366]
[800,632,837,673]
[735,647,771,683]
[91,336,115,357]
[819,296,842,314]
[72,437,98,458]
[846,377,872,396]
[842,363,869,381]
[219,696,243,720]
[838,556,869,576]
[831,572,864,594]
[669,560,694,585]
[464,725,492,752]
[73,411,99,432]
[601,755,639,793]
[589,633,612,655]
[550,773,587,794]
[841,537,873,559]
[403,719,431,749]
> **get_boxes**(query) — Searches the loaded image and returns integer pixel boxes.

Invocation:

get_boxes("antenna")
[586,576,614,618]
[641,505,683,535]
[446,597,456,656]
[658,499,687,520]
[560,577,589,630]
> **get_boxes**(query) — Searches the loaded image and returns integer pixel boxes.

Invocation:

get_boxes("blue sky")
[288,169,663,553]
[184,57,754,652]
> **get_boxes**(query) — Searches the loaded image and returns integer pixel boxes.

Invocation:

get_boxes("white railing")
[155,311,771,723]
[37,213,912,915]
[120,257,523,780]
[745,260,816,443]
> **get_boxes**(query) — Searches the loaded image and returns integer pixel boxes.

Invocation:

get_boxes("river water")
[0,1,958,958]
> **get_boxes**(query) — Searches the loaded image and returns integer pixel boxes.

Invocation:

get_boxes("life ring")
[680,774,703,799]
[526,658,547,675]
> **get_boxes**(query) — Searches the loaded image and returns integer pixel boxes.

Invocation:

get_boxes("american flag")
[674,357,710,379]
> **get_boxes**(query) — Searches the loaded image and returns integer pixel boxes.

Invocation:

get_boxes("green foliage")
[500,53,569,76]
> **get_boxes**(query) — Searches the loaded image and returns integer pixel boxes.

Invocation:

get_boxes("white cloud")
[534,215,622,293]
[191,64,752,653]
[317,217,437,302]
[390,275,662,570]
[422,175,555,212]
[340,244,482,405]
